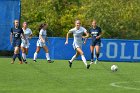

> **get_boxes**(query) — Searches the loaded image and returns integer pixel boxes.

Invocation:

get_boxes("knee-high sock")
[81,55,87,66]
[17,54,22,61]
[22,53,26,60]
[46,53,50,60]
[96,53,99,59]
[33,52,38,60]
[13,54,17,61]
[91,52,93,61]
[70,55,77,63]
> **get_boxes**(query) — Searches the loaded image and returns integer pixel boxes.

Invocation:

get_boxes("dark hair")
[39,23,47,31]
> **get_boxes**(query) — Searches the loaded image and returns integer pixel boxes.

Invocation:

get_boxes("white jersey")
[22,28,32,40]
[21,28,32,48]
[69,26,87,44]
[39,29,47,42]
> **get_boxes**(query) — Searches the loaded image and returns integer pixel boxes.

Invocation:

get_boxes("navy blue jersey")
[11,27,23,40]
[89,26,102,41]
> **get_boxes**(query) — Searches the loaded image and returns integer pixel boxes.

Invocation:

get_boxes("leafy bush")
[21,0,140,39]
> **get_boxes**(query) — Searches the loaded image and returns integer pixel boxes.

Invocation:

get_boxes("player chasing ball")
[21,22,32,63]
[33,23,54,63]
[65,20,90,69]
[10,20,27,64]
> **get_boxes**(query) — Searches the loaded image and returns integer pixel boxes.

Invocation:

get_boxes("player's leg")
[15,46,22,64]
[42,45,54,63]
[33,40,41,62]
[21,46,27,63]
[21,41,26,62]
[76,47,88,67]
[25,48,28,55]
[90,45,95,64]
[33,46,40,62]
[11,41,16,64]
[70,51,79,63]
[95,45,100,64]
[68,51,80,68]
[68,43,80,68]
[15,40,23,64]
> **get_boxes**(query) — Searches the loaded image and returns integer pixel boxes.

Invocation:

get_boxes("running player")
[85,20,102,64]
[10,20,27,64]
[33,23,54,63]
[65,20,90,69]
[21,22,32,63]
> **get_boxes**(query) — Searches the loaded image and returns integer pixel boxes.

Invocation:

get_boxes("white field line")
[110,81,140,90]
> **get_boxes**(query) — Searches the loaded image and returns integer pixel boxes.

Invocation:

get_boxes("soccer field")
[0,58,140,93]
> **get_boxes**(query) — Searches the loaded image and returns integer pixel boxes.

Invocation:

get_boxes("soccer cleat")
[91,59,94,62]
[19,61,23,64]
[90,60,94,65]
[24,61,28,64]
[11,61,14,64]
[23,59,28,64]
[87,64,90,69]
[68,61,72,68]
[33,60,37,62]
[48,60,54,63]
[90,62,94,65]
[94,59,98,64]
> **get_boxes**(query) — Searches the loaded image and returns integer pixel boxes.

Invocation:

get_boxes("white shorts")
[73,42,82,50]
[21,39,30,48]
[36,40,46,47]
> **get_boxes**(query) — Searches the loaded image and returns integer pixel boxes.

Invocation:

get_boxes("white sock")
[90,62,94,65]
[70,55,77,63]
[81,55,87,66]
[46,53,50,60]
[33,52,38,60]
[22,53,26,60]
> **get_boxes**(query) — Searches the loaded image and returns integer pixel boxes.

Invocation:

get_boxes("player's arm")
[96,28,102,39]
[10,33,13,45]
[29,34,32,39]
[65,28,74,44]
[40,35,45,43]
[39,30,45,43]
[83,30,89,44]
[96,33,102,39]
[65,32,71,45]
[21,29,27,43]
[45,35,50,44]
[21,33,27,44]
[10,28,13,45]
[83,31,89,38]
[29,30,33,39]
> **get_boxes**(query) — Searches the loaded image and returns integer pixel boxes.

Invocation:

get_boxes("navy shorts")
[91,41,101,46]
[12,39,21,47]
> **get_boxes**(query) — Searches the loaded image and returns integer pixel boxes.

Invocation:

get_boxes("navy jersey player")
[10,20,27,64]
[85,20,102,64]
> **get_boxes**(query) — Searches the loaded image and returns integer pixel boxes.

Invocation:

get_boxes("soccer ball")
[111,65,118,72]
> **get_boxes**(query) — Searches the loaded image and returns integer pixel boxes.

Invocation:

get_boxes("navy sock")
[13,54,17,61]
[91,52,94,61]
[17,54,22,61]
[96,53,99,59]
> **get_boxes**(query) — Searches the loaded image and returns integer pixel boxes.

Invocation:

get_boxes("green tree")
[21,0,140,39]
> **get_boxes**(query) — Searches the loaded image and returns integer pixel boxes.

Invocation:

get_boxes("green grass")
[0,58,140,93]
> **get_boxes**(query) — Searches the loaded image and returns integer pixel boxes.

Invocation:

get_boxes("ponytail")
[39,23,47,32]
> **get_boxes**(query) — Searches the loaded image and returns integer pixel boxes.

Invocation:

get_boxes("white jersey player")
[37,28,47,47]
[65,20,90,69]
[33,23,54,63]
[21,22,32,63]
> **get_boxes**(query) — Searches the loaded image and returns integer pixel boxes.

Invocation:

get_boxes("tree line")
[21,0,140,39]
